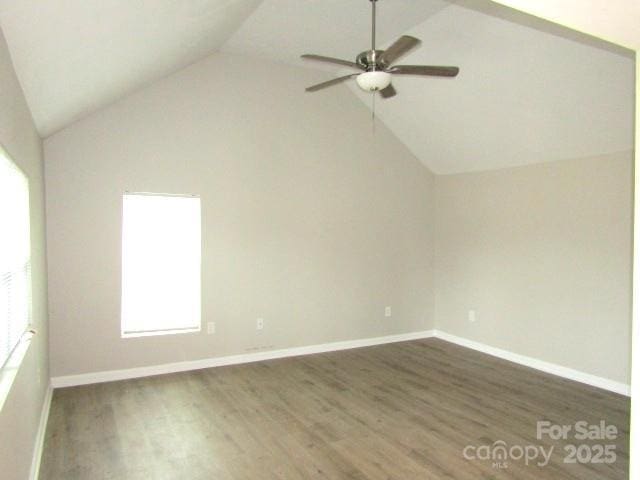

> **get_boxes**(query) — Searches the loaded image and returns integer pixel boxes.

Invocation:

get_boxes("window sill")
[121,327,200,339]
[0,329,35,413]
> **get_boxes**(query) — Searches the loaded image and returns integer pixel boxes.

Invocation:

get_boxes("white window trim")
[122,326,200,338]
[0,329,35,412]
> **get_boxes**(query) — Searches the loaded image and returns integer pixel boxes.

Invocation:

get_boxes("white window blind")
[0,148,31,369]
[121,193,201,336]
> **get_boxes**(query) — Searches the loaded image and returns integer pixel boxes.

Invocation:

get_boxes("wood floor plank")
[39,338,630,479]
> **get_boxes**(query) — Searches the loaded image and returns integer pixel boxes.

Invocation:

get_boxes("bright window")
[0,147,31,369]
[121,193,201,337]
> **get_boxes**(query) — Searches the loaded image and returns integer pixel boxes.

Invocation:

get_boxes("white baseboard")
[51,330,436,388]
[433,330,631,396]
[50,329,629,397]
[29,383,53,480]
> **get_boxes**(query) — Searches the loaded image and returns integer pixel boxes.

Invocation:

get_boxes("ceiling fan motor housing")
[356,50,389,71]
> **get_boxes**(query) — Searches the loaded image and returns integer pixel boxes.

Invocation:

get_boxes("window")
[0,147,31,369]
[121,193,201,337]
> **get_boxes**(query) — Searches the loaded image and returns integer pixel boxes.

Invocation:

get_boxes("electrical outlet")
[468,310,477,323]
[385,306,391,317]
[207,322,216,334]
[256,318,264,330]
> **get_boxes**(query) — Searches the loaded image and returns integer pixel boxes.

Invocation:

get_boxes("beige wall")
[435,151,633,384]
[44,49,632,387]
[0,28,49,480]
[44,52,436,377]
[487,2,640,474]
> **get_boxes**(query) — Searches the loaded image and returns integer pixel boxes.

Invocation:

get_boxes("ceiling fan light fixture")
[356,71,391,92]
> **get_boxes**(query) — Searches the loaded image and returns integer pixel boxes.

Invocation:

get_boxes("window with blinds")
[121,193,201,337]
[0,147,32,370]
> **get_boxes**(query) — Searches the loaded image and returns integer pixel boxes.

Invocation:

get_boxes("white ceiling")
[346,3,635,173]
[0,0,634,173]
[223,0,451,70]
[0,0,262,136]
[224,0,634,174]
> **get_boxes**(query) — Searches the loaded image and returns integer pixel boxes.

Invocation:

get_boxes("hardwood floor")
[39,338,630,479]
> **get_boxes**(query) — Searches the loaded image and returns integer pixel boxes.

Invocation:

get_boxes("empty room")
[0,1,638,479]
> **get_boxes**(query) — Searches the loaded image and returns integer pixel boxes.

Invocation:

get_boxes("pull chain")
[372,92,376,134]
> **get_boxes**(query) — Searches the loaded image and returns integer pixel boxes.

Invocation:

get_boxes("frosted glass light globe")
[356,71,392,92]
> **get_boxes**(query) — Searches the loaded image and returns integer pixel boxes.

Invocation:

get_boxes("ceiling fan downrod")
[371,0,377,52]
[368,0,380,71]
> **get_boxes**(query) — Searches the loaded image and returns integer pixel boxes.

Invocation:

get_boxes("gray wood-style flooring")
[40,338,630,479]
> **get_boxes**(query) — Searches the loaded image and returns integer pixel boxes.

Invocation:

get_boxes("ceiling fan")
[301,0,459,98]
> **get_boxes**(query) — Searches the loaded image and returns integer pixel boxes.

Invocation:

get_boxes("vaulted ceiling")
[0,0,263,137]
[0,0,634,174]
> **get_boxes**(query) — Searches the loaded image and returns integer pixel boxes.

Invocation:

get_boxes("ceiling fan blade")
[379,83,397,99]
[379,36,421,66]
[301,54,364,70]
[391,65,460,77]
[305,74,357,92]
